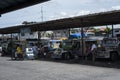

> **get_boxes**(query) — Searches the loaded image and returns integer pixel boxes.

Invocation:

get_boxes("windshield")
[64,41,72,46]
[87,34,95,37]
[103,39,118,46]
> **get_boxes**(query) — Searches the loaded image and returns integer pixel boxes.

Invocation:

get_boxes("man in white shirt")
[91,43,97,62]
[91,43,97,51]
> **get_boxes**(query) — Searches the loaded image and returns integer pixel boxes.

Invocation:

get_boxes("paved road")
[0,57,120,80]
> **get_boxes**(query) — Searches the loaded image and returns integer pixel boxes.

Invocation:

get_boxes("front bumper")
[51,54,61,59]
[96,51,110,58]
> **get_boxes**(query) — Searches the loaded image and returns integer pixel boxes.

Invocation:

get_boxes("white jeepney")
[95,37,120,61]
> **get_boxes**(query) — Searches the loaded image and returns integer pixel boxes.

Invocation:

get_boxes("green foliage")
[95,28,100,32]
[105,26,111,37]
[105,26,111,33]
[62,44,72,50]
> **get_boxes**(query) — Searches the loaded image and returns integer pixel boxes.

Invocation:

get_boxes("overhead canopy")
[0,10,120,34]
[0,0,49,14]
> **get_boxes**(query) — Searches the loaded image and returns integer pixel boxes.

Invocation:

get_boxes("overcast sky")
[0,0,120,28]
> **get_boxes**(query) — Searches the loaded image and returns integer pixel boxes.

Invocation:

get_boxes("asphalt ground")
[0,57,120,80]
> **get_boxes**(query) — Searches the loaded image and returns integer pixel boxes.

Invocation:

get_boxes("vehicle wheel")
[64,53,70,60]
[70,54,75,59]
[62,53,65,60]
[110,53,118,61]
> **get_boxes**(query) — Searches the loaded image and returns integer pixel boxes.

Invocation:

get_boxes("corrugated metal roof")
[0,10,120,34]
[0,0,49,14]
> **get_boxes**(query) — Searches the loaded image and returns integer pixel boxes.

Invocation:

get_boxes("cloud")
[76,10,91,16]
[112,5,120,10]
[60,12,67,16]
[1,0,120,28]
[49,10,91,20]
[49,11,68,20]
[98,8,107,12]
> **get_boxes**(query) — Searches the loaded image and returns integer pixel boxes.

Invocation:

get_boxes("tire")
[110,53,118,61]
[62,53,70,60]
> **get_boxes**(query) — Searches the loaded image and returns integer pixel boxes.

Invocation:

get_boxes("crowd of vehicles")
[48,37,120,61]
[0,36,120,61]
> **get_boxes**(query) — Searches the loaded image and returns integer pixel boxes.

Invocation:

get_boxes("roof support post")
[68,28,71,38]
[38,31,41,57]
[11,33,14,59]
[81,19,84,61]
[81,27,84,61]
[112,24,114,37]
[18,32,21,45]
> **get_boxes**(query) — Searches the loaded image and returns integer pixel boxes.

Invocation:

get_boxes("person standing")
[59,42,63,48]
[32,43,38,59]
[48,42,54,51]
[16,44,23,60]
[91,42,97,62]
[49,42,54,48]
[91,43,97,51]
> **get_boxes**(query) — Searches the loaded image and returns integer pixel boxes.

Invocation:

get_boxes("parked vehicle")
[51,48,62,59]
[95,37,120,61]
[51,39,80,60]
[1,42,8,56]
[109,28,120,37]
[25,48,35,60]
[0,46,2,56]
[62,38,102,60]
[51,48,70,59]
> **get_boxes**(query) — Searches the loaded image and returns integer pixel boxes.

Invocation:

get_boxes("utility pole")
[41,6,43,22]
[41,6,45,37]
[38,6,43,51]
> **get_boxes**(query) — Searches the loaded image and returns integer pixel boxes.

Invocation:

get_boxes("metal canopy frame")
[0,10,120,34]
[0,0,49,14]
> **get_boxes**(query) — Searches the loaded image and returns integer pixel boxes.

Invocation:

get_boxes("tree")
[105,26,111,37]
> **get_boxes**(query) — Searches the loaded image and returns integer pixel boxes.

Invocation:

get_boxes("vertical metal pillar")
[38,31,41,50]
[81,27,84,61]
[81,19,84,61]
[11,33,13,47]
[69,28,70,38]
[11,33,13,59]
[112,24,114,37]
[18,32,21,43]
[17,31,21,49]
